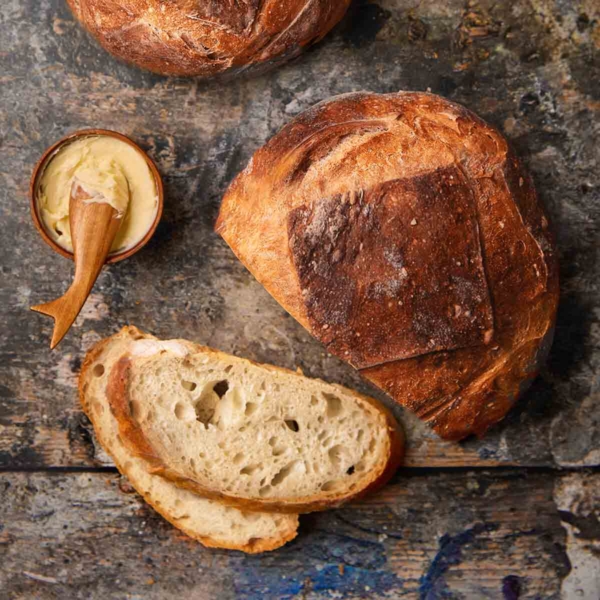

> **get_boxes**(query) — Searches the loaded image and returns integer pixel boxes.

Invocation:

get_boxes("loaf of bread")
[106,330,404,512]
[67,0,351,77]
[216,91,560,441]
[80,327,299,553]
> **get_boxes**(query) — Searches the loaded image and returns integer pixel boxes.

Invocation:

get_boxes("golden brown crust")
[106,339,404,513]
[80,327,299,553]
[66,0,351,77]
[216,91,560,441]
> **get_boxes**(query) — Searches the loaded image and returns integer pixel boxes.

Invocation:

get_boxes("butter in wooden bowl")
[33,131,162,262]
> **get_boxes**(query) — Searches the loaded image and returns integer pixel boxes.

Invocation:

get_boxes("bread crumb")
[410,218,418,226]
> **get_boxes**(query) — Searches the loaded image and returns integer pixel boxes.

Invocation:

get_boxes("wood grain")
[0,0,599,595]
[1,0,598,471]
[2,470,596,599]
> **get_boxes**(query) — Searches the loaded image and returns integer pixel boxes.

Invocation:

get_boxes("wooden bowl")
[30,129,164,264]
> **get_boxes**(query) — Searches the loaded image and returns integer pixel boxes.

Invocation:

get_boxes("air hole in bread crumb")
[268,437,287,456]
[82,383,89,395]
[347,465,355,475]
[93,364,105,377]
[259,485,271,497]
[93,400,103,415]
[310,395,319,406]
[245,402,258,416]
[129,399,143,421]
[174,401,194,421]
[181,380,197,391]
[323,393,343,417]
[224,365,233,374]
[233,452,244,464]
[272,445,287,457]
[356,429,364,442]
[285,419,299,432]
[194,399,215,426]
[271,461,300,486]
[240,464,260,475]
[321,480,339,492]
[241,511,261,523]
[328,445,344,467]
[213,380,229,398]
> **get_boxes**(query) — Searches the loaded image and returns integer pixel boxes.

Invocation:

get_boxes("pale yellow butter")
[37,135,158,254]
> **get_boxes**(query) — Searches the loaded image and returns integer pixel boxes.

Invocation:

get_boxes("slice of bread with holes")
[104,327,405,513]
[80,326,299,552]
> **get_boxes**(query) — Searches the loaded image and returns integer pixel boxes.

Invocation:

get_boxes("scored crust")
[106,338,405,514]
[80,326,299,553]
[216,91,560,440]
[67,0,351,77]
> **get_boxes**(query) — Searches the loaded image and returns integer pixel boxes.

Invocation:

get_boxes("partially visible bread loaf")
[216,91,560,441]
[105,331,404,513]
[80,327,299,553]
[67,0,351,77]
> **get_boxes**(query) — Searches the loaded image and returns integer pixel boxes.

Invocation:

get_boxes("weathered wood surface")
[1,470,598,600]
[1,0,599,470]
[1,0,599,598]
[1,1,599,470]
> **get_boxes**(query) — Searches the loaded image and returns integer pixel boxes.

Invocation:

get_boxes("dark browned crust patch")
[288,166,494,369]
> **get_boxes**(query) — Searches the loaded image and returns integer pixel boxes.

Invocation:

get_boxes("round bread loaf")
[216,92,559,441]
[67,0,351,77]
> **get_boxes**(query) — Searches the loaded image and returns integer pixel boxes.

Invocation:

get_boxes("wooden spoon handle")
[32,189,122,349]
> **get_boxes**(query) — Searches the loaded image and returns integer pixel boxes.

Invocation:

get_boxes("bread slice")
[106,330,405,513]
[80,327,298,553]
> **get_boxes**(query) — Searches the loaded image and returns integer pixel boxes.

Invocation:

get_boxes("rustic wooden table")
[1,1,599,598]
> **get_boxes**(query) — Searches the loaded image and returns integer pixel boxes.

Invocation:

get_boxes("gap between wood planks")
[1,464,599,475]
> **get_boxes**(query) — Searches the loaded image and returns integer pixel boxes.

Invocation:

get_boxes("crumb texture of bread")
[216,91,560,441]
[66,0,351,77]
[107,336,403,512]
[80,327,299,553]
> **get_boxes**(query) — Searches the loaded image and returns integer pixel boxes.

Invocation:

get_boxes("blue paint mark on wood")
[234,564,404,600]
[502,575,522,600]
[419,523,498,600]
[233,531,404,599]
